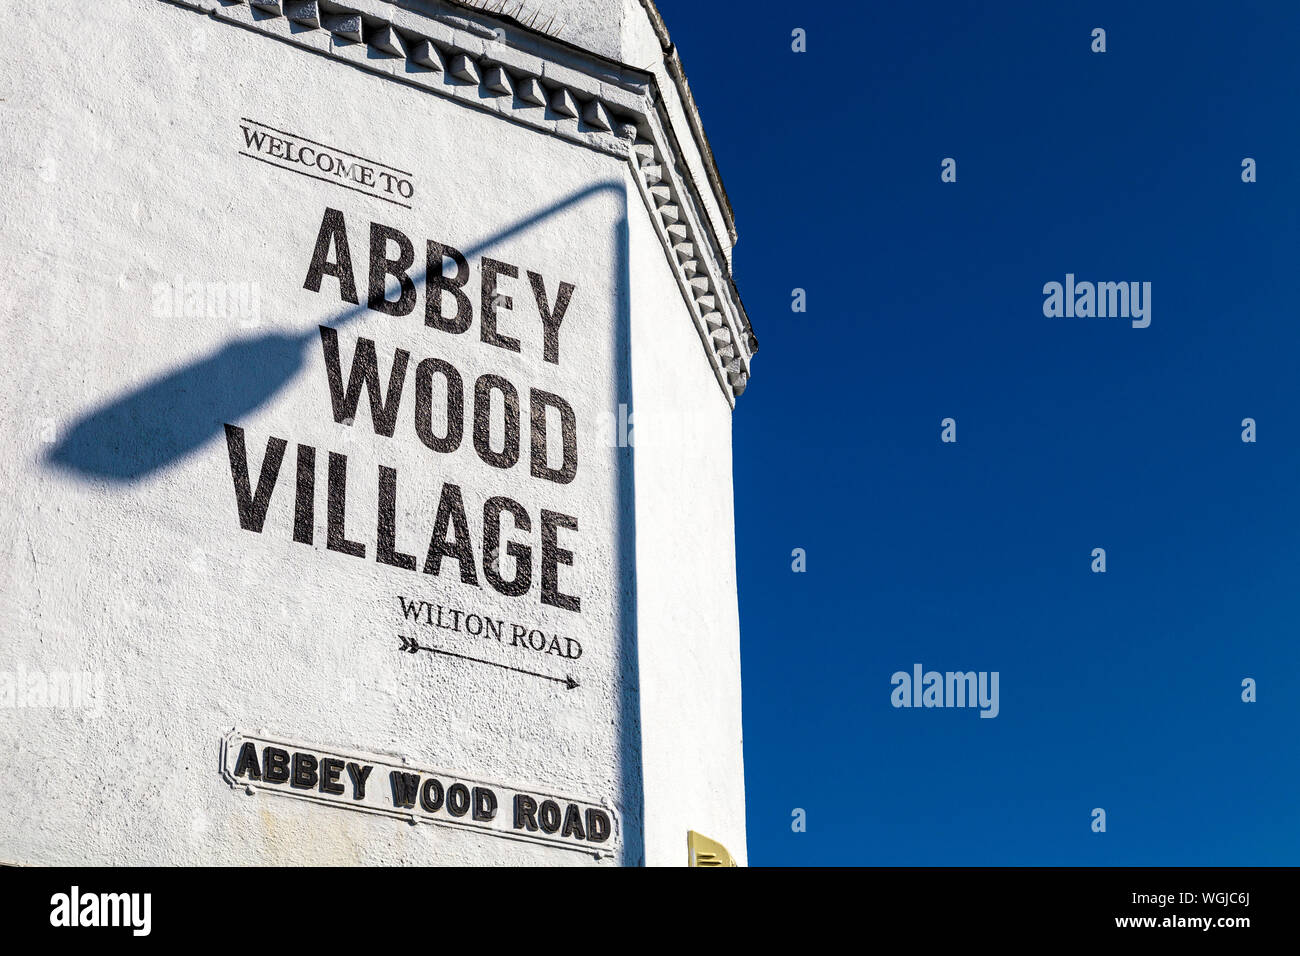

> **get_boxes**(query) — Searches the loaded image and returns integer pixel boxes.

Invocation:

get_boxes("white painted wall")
[0,0,746,866]
[627,168,747,865]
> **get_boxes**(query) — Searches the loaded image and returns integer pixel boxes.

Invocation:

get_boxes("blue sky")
[656,0,1300,864]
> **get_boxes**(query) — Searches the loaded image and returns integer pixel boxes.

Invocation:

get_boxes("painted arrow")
[396,634,579,690]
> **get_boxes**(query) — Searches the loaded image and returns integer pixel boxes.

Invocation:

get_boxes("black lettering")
[293,443,315,545]
[389,771,421,809]
[376,465,416,570]
[263,747,291,785]
[513,794,539,831]
[422,483,478,585]
[346,762,372,800]
[483,497,532,597]
[240,126,267,150]
[413,357,463,454]
[320,758,346,795]
[538,799,562,834]
[472,374,520,470]
[528,271,574,365]
[426,241,471,333]
[420,777,444,813]
[561,803,586,840]
[585,808,611,842]
[327,452,366,558]
[224,425,286,533]
[291,752,318,790]
[446,783,471,817]
[398,596,425,621]
[368,222,416,316]
[529,389,577,484]
[473,787,498,822]
[540,510,580,612]
[318,328,409,437]
[232,741,261,780]
[303,208,358,304]
[480,257,520,352]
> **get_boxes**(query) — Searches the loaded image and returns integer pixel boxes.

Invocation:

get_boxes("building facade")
[0,0,755,866]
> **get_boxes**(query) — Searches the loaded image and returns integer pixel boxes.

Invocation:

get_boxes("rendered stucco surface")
[627,171,747,865]
[0,0,746,866]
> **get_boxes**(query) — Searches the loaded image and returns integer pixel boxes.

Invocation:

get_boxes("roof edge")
[633,0,737,245]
